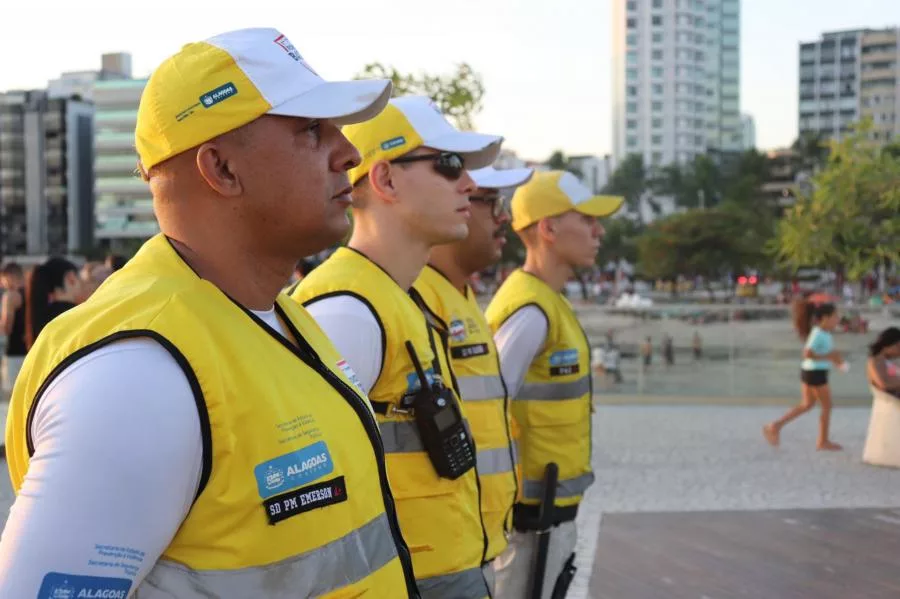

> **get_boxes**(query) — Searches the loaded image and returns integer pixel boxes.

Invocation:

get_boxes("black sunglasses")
[390,151,466,181]
[468,192,507,218]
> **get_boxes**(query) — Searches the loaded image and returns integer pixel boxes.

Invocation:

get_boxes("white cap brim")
[426,131,504,170]
[268,78,393,126]
[470,166,534,190]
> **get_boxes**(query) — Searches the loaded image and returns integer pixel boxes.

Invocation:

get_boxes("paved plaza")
[1,398,897,597]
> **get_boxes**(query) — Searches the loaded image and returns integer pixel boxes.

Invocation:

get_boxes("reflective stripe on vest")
[139,514,397,597]
[378,420,424,454]
[476,446,514,476]
[517,375,591,401]
[417,566,489,599]
[522,472,595,501]
[456,374,506,402]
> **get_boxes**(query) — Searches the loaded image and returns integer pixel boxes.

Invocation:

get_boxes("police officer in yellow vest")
[411,164,533,592]
[0,28,419,598]
[486,171,623,599]
[292,96,502,598]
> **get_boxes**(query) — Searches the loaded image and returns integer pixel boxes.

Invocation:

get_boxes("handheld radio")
[404,340,476,480]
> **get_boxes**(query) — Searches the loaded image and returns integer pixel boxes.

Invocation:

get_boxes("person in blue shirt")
[764,299,845,451]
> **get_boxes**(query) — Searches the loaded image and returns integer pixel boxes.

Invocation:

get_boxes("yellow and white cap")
[511,170,624,231]
[343,95,503,186]
[136,27,392,170]
[470,166,534,190]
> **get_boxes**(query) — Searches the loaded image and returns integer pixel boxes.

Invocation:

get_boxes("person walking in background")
[24,257,81,350]
[867,326,900,398]
[693,331,703,361]
[763,300,846,451]
[641,336,653,369]
[663,334,675,368]
[1,262,27,393]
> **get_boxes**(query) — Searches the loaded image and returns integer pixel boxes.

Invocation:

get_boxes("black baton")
[529,462,559,599]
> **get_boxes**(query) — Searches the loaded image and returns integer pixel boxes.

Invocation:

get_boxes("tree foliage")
[355,63,485,130]
[636,205,773,281]
[602,154,647,218]
[772,120,900,280]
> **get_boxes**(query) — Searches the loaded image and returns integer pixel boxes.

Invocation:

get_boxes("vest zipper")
[264,305,420,598]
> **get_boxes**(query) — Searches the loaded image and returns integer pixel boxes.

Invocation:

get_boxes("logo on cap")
[274,34,302,61]
[381,136,407,151]
[200,82,238,108]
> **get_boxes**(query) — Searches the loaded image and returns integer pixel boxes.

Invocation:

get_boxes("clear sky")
[1,0,899,160]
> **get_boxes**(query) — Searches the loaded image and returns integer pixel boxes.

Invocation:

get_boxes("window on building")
[627,68,639,80]
[653,32,663,43]
[653,118,663,128]
[627,51,638,65]
[652,152,664,164]
[627,119,638,129]
[627,101,638,113]
[627,86,638,97]
[652,101,664,111]
[653,83,664,94]
[627,17,637,28]
[627,0,637,9]
[653,0,663,7]
[652,135,663,145]
[652,67,664,77]
[627,136,638,147]
[652,15,663,26]
[695,135,704,146]
[627,33,638,46]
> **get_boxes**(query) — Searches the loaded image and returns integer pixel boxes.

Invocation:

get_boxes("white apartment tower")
[612,0,741,167]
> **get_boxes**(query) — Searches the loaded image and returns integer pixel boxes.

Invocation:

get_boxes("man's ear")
[367,160,400,205]
[196,142,244,197]
[537,217,557,242]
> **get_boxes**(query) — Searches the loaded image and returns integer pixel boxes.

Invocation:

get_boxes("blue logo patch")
[406,367,435,392]
[549,349,579,367]
[381,136,406,151]
[39,573,132,599]
[200,82,238,108]
[254,441,334,499]
[449,319,467,343]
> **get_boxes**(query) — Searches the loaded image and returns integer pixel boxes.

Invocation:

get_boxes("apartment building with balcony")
[93,77,157,248]
[0,90,94,257]
[798,28,900,145]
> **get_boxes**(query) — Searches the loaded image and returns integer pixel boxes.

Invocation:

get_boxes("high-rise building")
[612,0,741,168]
[93,77,158,247]
[0,90,94,257]
[740,114,756,149]
[48,53,133,101]
[798,28,900,145]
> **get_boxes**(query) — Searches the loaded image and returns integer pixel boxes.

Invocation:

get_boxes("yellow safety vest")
[412,265,518,562]
[293,248,490,598]
[5,235,417,598]
[485,269,594,527]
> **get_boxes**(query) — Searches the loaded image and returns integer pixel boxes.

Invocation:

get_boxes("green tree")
[791,131,828,171]
[773,120,900,280]
[355,62,485,130]
[651,155,721,209]
[597,216,642,266]
[721,149,771,207]
[602,154,646,220]
[546,150,582,178]
[636,206,772,284]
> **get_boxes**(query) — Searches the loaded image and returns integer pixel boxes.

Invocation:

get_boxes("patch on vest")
[449,319,467,342]
[549,349,580,377]
[451,343,490,360]
[264,476,348,524]
[254,441,334,499]
[337,359,365,394]
[38,572,132,599]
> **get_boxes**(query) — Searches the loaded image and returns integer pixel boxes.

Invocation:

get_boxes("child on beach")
[763,299,846,451]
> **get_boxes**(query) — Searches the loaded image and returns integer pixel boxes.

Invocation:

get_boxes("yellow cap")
[136,27,392,170]
[343,95,503,186]
[511,170,624,231]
